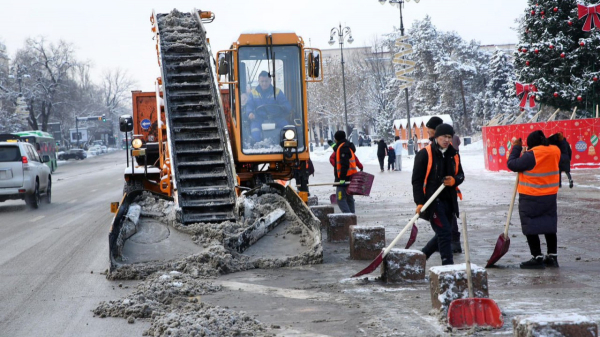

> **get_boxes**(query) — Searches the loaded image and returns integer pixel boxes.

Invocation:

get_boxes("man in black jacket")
[333,130,359,213]
[412,124,464,265]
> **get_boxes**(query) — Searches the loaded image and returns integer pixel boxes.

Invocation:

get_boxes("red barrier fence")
[482,118,600,171]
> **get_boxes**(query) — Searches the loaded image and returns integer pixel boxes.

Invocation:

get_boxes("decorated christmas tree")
[515,0,600,116]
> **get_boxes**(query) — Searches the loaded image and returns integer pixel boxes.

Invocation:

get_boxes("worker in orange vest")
[332,130,360,213]
[507,130,561,269]
[412,124,464,266]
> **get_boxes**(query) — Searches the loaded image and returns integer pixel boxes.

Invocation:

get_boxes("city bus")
[12,130,58,172]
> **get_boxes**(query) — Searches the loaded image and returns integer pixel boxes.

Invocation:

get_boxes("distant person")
[452,133,461,153]
[245,71,292,142]
[393,136,403,171]
[412,124,464,266]
[387,145,396,171]
[507,130,561,269]
[331,130,361,213]
[377,138,387,172]
[548,132,573,188]
[412,134,419,154]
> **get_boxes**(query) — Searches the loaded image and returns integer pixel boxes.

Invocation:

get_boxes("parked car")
[57,151,66,160]
[358,132,372,147]
[100,145,107,153]
[0,138,52,208]
[62,149,87,160]
[88,146,102,156]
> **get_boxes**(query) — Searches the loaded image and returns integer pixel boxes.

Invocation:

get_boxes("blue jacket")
[245,85,292,121]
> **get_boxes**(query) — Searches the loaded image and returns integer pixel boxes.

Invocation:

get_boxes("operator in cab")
[245,70,292,142]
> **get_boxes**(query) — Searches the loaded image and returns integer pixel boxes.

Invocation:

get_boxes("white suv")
[0,139,52,208]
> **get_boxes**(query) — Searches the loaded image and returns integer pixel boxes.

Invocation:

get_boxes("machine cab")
[217,32,321,168]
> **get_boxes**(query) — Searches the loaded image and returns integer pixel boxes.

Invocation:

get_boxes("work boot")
[543,254,559,268]
[520,256,545,269]
[451,241,462,254]
[569,180,573,188]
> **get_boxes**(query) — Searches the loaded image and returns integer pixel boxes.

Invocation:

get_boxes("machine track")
[157,10,236,224]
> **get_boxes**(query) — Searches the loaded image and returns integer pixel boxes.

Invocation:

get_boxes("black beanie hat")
[526,130,546,148]
[426,116,444,129]
[334,130,346,142]
[434,124,454,138]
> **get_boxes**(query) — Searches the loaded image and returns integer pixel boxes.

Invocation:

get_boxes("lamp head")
[328,38,335,46]
[379,0,386,4]
[347,36,354,44]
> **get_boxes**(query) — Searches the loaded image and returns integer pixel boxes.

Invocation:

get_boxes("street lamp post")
[329,23,354,135]
[378,0,418,154]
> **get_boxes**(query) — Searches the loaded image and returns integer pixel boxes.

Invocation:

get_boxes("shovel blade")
[448,298,504,329]
[352,251,383,277]
[485,234,511,268]
[405,224,418,249]
[329,193,337,204]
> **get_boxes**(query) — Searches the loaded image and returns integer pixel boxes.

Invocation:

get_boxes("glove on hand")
[512,138,522,147]
[339,180,346,185]
[443,176,455,187]
[415,204,423,214]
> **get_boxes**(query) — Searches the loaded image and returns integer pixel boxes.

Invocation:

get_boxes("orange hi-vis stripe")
[518,145,561,196]
[336,142,358,178]
[424,145,462,200]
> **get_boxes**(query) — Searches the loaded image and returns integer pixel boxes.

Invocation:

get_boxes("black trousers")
[421,200,454,265]
[526,233,557,257]
[377,155,385,171]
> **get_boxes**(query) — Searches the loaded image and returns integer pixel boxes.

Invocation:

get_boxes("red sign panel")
[482,118,600,171]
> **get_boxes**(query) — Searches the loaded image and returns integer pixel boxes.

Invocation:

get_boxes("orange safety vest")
[518,145,560,196]
[424,145,462,200]
[336,142,358,178]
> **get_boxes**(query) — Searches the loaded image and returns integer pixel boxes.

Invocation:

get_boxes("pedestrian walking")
[387,146,396,171]
[412,134,419,154]
[393,136,403,171]
[412,124,464,266]
[377,138,387,172]
[331,130,361,213]
[548,132,573,188]
[452,133,461,153]
[507,130,561,269]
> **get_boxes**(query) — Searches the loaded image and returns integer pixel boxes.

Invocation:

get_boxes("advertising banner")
[482,118,600,171]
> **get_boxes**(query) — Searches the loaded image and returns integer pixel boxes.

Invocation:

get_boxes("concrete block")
[513,313,598,337]
[327,213,356,242]
[381,249,426,283]
[349,225,385,260]
[307,195,318,206]
[428,264,488,313]
[310,205,334,231]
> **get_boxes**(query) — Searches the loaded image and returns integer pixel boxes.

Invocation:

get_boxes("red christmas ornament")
[580,41,585,47]
[553,92,559,97]
[518,48,522,52]
[560,52,566,58]
[523,48,528,53]
[541,10,545,15]
[577,95,583,101]
[526,61,530,66]
[568,20,573,26]
[534,48,539,54]
[531,10,536,15]
[549,44,554,49]
[553,7,558,12]
[542,15,546,19]
[594,76,598,82]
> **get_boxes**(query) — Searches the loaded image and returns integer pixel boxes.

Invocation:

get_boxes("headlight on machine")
[132,138,143,149]
[284,129,296,141]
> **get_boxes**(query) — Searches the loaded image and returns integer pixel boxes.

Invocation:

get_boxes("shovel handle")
[382,184,446,258]
[461,212,474,299]
[504,174,519,238]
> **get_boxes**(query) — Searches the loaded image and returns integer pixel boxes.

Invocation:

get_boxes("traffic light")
[102,114,106,122]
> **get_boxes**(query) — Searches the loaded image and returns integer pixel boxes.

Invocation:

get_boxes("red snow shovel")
[352,184,445,278]
[329,193,337,204]
[448,213,503,329]
[405,224,418,249]
[485,174,519,268]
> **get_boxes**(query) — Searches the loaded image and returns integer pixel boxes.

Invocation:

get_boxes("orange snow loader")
[108,9,324,273]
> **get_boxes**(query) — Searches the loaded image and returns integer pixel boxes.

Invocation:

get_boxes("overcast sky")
[1,0,527,92]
